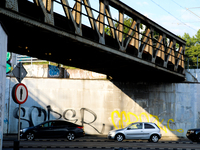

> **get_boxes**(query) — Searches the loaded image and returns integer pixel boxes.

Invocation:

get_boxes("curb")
[2,145,200,150]
[9,139,197,144]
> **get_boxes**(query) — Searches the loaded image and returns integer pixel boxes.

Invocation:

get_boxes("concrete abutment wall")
[0,24,7,150]
[4,77,200,139]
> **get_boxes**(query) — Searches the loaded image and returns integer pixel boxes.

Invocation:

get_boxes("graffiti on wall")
[13,105,105,134]
[48,65,60,77]
[48,65,70,78]
[111,110,184,133]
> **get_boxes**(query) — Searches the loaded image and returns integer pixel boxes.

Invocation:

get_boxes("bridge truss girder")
[0,0,186,82]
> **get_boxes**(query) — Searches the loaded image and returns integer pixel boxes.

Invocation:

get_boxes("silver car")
[108,122,162,142]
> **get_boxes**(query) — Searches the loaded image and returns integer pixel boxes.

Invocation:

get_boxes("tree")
[181,29,200,68]
[104,17,143,39]
[182,33,196,49]
[195,30,200,44]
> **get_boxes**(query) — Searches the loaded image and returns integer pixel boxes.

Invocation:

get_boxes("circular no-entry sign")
[12,83,28,104]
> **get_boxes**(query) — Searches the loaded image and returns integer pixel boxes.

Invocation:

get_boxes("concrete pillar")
[0,23,8,150]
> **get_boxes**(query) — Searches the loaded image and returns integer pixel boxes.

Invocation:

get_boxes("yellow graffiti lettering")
[167,119,184,133]
[177,129,184,133]
[157,119,167,133]
[150,114,159,123]
[111,110,121,129]
[167,119,176,131]
[121,111,127,128]
[111,111,184,134]
[127,112,138,125]
[150,114,167,133]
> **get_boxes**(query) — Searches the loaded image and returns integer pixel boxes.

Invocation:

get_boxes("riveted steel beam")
[0,0,186,80]
[5,0,18,11]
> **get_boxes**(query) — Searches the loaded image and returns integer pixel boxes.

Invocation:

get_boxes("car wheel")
[115,134,124,142]
[67,132,75,141]
[26,132,35,141]
[150,134,159,143]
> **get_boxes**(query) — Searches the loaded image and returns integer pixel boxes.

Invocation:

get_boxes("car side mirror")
[127,128,131,130]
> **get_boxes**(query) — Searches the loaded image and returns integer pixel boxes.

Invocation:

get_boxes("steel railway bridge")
[0,0,186,82]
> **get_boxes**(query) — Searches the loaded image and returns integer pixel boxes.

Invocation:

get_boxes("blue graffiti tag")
[4,118,8,123]
[48,65,60,77]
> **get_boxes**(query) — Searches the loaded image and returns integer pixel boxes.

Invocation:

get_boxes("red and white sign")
[12,83,28,104]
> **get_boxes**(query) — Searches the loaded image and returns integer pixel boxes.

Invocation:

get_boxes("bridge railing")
[185,56,200,69]
[2,0,186,74]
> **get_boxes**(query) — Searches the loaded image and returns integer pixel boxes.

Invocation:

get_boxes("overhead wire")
[172,21,200,25]
[170,0,185,9]
[186,8,200,20]
[150,0,198,32]
[171,0,200,20]
[187,7,200,9]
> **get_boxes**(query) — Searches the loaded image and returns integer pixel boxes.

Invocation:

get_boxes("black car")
[20,120,85,141]
[186,128,200,142]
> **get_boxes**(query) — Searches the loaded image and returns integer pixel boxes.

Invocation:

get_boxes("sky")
[120,0,200,37]
[53,0,200,37]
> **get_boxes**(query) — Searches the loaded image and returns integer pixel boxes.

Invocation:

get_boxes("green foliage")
[104,16,200,68]
[181,29,200,68]
[104,17,144,40]
[195,30,200,44]
[123,17,134,38]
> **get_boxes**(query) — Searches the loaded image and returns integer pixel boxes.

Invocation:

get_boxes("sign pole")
[12,62,28,150]
[18,62,22,141]
[18,104,21,141]
[19,62,21,82]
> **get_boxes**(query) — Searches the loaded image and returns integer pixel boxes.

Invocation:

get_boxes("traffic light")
[6,52,12,74]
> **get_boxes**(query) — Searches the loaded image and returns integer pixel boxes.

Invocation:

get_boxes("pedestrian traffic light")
[6,52,11,74]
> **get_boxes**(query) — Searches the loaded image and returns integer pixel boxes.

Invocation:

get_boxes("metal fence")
[17,55,47,63]
[185,56,199,69]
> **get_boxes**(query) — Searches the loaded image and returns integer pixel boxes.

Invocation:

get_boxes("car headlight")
[190,130,194,133]
[21,128,28,133]
[109,131,116,136]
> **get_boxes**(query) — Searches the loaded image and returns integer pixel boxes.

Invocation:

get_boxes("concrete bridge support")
[0,23,7,150]
[4,77,200,139]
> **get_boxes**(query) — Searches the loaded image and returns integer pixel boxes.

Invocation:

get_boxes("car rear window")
[153,123,160,129]
[144,123,155,129]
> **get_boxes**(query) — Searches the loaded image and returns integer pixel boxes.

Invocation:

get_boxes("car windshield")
[35,121,50,127]
[128,123,143,129]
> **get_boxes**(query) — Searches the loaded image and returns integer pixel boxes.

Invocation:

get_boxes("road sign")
[12,63,28,141]
[12,62,27,83]
[12,83,28,104]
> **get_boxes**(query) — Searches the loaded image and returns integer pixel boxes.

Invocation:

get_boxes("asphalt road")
[2,138,200,150]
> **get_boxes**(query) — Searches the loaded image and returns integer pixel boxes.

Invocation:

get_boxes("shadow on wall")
[110,81,196,138]
[5,77,107,135]
[12,105,106,135]
[4,77,196,138]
